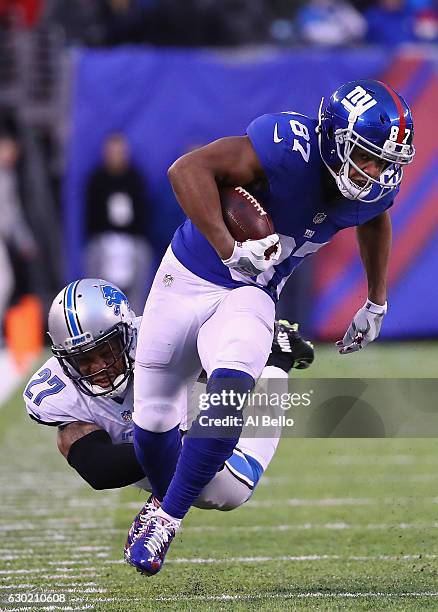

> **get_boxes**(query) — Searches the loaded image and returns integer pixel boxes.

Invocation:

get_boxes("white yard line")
[0,569,45,575]
[53,583,98,588]
[40,575,100,581]
[1,553,109,562]
[69,597,141,604]
[0,521,113,532]
[248,496,438,507]
[0,584,36,590]
[2,522,436,549]
[15,519,428,539]
[6,607,94,612]
[0,568,98,575]
[47,561,101,566]
[247,497,374,507]
[117,495,438,511]
[104,553,438,565]
[183,521,438,533]
[259,473,438,485]
[154,591,438,603]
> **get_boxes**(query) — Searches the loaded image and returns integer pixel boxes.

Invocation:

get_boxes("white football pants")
[135,366,288,511]
[133,246,275,433]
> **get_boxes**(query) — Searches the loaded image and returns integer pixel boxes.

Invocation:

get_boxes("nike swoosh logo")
[273,123,283,144]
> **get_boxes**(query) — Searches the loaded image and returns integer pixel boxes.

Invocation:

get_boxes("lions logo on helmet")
[48,278,136,398]
[100,284,131,316]
[317,79,415,203]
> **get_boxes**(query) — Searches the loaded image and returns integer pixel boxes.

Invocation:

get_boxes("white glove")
[336,299,387,355]
[222,234,281,278]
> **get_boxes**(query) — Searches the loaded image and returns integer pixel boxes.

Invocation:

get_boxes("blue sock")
[161,368,254,519]
[133,423,181,501]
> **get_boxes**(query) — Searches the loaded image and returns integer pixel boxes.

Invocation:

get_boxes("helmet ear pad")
[319,111,340,169]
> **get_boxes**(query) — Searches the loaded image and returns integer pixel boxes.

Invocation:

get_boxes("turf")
[1,343,438,611]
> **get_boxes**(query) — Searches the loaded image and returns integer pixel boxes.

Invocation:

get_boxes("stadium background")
[0,1,437,363]
[1,1,438,609]
[65,45,438,341]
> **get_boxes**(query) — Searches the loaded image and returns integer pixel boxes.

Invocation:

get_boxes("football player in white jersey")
[23,278,314,551]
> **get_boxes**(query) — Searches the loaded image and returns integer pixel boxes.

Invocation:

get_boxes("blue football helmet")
[318,79,415,202]
[48,278,136,397]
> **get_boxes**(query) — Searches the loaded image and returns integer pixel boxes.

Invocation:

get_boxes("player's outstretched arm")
[57,422,145,490]
[168,136,266,260]
[356,210,392,306]
[337,211,391,354]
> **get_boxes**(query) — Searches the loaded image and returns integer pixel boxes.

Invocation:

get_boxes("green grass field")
[1,343,438,611]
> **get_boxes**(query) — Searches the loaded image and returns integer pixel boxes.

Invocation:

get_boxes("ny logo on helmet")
[100,285,130,316]
[341,85,377,119]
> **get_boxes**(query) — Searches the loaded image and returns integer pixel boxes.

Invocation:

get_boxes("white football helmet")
[48,278,136,397]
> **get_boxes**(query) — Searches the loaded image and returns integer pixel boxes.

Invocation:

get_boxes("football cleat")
[125,514,179,576]
[124,495,160,556]
[268,320,314,372]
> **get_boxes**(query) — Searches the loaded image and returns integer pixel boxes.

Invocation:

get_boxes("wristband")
[364,299,387,315]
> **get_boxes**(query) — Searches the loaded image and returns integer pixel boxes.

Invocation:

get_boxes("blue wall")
[65,46,389,279]
[66,46,438,338]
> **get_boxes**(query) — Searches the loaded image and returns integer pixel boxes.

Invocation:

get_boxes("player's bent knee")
[194,466,252,511]
[214,488,251,511]
[194,448,264,511]
[132,400,180,433]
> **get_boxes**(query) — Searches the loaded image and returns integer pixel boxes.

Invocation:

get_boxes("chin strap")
[337,161,372,200]
[88,373,130,398]
[317,102,376,202]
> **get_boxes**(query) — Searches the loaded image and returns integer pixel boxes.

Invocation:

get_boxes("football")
[220,186,275,243]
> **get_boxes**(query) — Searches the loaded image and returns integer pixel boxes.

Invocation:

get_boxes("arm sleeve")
[25,398,80,428]
[246,113,286,176]
[246,112,308,188]
[24,392,84,428]
[67,429,145,490]
[23,361,93,427]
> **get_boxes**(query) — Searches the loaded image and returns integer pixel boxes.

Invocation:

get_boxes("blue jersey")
[171,112,396,301]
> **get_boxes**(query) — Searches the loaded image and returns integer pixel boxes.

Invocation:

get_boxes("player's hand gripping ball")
[220,186,281,277]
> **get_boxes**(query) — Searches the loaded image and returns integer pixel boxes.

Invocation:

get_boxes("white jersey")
[22,356,271,506]
[23,317,285,507]
[23,355,151,491]
[23,356,135,445]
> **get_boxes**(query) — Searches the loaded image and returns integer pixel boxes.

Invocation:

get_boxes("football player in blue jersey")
[127,79,415,575]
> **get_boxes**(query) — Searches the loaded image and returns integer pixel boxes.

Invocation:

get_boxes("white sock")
[155,507,182,528]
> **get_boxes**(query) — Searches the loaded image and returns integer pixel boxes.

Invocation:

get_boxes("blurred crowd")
[0,115,37,346]
[85,133,153,315]
[0,0,437,46]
